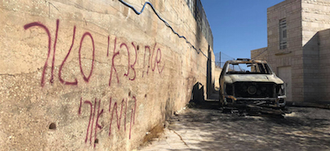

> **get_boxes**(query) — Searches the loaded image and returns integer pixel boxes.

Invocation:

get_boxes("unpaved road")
[139,101,330,151]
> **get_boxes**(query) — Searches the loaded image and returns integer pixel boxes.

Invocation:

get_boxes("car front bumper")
[224,95,286,107]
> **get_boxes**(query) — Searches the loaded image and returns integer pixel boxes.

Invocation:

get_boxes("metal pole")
[220,51,221,67]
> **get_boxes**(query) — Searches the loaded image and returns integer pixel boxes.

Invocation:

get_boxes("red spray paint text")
[23,19,165,87]
[78,94,137,148]
[23,19,163,147]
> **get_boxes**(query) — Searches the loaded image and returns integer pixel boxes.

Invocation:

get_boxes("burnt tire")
[219,92,225,108]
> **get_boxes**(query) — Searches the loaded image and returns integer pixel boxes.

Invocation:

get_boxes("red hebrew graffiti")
[142,46,151,77]
[51,20,59,83]
[109,97,112,112]
[130,42,137,81]
[110,41,138,83]
[120,43,130,77]
[151,43,157,72]
[78,98,104,147]
[94,99,104,148]
[83,100,92,144]
[119,42,137,81]
[89,99,96,145]
[156,48,165,74]
[109,37,119,86]
[79,32,95,83]
[79,96,137,147]
[109,37,120,87]
[59,26,78,85]
[78,97,82,114]
[24,19,170,148]
[142,43,165,77]
[24,19,165,87]
[23,22,52,87]
[108,96,136,139]
[109,99,126,136]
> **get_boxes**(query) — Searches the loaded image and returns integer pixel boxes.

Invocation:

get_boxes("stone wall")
[302,0,330,45]
[267,0,303,102]
[301,0,330,102]
[184,0,213,49]
[318,29,330,101]
[0,0,214,150]
[251,47,268,61]
[214,68,222,90]
[252,0,330,102]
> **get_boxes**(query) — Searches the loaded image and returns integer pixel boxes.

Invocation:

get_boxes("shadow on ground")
[168,99,330,151]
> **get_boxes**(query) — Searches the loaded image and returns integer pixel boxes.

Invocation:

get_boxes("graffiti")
[108,40,138,86]
[23,19,165,87]
[78,98,104,147]
[59,26,78,85]
[130,42,138,81]
[108,37,120,87]
[79,95,137,148]
[23,19,163,147]
[94,99,104,147]
[23,21,52,87]
[142,43,165,77]
[78,32,95,83]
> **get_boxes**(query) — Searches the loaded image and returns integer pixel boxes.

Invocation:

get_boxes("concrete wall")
[0,0,214,150]
[267,0,303,102]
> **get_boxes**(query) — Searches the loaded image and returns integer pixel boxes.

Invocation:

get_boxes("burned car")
[219,59,286,108]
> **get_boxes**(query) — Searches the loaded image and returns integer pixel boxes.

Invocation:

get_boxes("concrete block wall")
[267,0,303,102]
[0,0,214,150]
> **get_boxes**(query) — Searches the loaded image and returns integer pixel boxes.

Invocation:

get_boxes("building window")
[279,18,287,50]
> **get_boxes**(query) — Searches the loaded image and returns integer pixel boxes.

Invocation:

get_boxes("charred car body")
[219,59,286,108]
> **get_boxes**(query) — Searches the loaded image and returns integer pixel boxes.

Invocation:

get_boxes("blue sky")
[202,0,284,60]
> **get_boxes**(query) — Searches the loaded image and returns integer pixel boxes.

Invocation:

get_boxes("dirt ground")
[138,101,330,151]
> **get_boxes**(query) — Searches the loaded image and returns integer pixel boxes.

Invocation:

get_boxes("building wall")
[251,47,268,60]
[301,0,330,45]
[214,68,222,90]
[0,0,214,150]
[301,0,330,102]
[267,0,303,102]
[252,0,330,102]
[184,0,213,50]
[318,29,330,101]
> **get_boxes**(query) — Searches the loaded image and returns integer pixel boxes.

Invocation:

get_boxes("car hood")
[224,74,284,84]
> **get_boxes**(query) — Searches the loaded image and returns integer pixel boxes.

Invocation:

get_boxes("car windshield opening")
[226,63,272,74]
